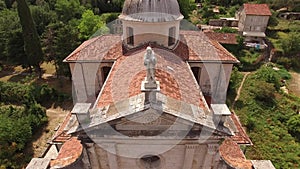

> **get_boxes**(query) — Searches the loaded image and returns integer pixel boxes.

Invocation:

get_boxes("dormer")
[119,0,184,49]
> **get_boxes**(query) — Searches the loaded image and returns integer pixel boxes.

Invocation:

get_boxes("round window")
[140,155,161,169]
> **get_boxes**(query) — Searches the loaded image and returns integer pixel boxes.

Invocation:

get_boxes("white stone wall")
[121,20,180,48]
[243,15,269,32]
[238,11,269,33]
[70,62,113,103]
[238,10,246,31]
[86,141,222,169]
[189,63,233,104]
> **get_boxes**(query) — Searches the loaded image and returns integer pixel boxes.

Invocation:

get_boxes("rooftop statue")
[144,46,157,84]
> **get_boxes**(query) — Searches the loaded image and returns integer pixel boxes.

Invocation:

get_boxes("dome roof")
[119,0,183,22]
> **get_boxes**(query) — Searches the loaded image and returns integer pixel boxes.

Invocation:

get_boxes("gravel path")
[232,72,251,109]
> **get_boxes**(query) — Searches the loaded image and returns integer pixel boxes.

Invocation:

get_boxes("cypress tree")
[16,0,43,76]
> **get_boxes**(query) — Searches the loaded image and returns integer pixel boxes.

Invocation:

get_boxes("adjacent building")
[236,3,272,48]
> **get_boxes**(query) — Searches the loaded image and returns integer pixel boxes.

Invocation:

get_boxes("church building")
[26,0,275,169]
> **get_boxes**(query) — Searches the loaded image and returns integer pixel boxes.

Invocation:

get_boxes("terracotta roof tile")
[244,4,272,16]
[64,31,239,63]
[219,138,253,169]
[64,35,122,62]
[50,137,82,168]
[204,32,238,45]
[230,112,252,145]
[52,112,72,142]
[179,31,239,63]
[97,47,207,110]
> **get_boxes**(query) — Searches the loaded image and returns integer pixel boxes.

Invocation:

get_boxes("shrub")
[0,103,47,168]
[0,81,34,104]
[254,65,281,90]
[32,84,58,103]
[0,81,64,105]
[26,103,47,131]
[276,57,293,69]
[287,114,300,141]
[250,80,276,105]
[215,26,238,33]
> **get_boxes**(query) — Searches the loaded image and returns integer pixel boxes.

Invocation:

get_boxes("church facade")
[26,1,275,169]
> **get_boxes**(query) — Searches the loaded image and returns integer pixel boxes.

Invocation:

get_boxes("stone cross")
[144,46,156,84]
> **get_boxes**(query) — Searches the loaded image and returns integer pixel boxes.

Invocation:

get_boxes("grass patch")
[231,65,300,168]
[226,67,244,107]
[268,31,289,52]
[41,62,56,75]
[239,49,261,64]
[269,19,300,32]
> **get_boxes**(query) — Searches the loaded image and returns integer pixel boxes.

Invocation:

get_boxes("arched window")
[127,27,134,45]
[102,66,111,82]
[191,67,201,84]
[168,27,176,46]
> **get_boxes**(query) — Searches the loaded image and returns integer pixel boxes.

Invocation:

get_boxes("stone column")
[81,147,91,169]
[105,143,119,169]
[182,144,197,169]
[212,150,221,169]
[202,144,219,168]
[86,143,101,169]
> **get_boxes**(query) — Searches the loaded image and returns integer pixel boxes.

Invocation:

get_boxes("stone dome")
[119,0,184,22]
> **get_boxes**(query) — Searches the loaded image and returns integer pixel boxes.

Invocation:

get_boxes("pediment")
[114,108,193,131]
[75,106,232,138]
[70,93,233,138]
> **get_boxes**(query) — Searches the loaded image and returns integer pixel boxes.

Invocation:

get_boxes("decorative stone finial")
[143,46,158,89]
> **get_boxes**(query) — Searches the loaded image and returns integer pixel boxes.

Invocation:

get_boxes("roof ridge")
[64,34,121,62]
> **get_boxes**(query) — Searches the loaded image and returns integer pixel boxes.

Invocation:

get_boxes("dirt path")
[232,72,251,109]
[289,72,300,97]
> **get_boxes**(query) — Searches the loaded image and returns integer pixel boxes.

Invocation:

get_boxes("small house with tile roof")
[236,3,272,45]
[27,0,276,169]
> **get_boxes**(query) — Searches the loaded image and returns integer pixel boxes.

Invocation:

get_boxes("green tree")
[178,0,195,19]
[78,9,109,40]
[89,0,124,14]
[280,32,300,57]
[16,0,44,76]
[30,4,57,36]
[287,114,300,141]
[43,20,81,78]
[0,9,21,61]
[268,10,279,27]
[6,30,28,66]
[55,0,84,23]
[250,80,276,104]
[0,0,6,9]
[255,65,281,90]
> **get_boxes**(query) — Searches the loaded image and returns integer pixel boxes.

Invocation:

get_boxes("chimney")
[71,103,92,125]
[210,104,231,126]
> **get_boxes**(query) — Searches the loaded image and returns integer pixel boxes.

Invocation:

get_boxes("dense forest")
[0,0,299,168]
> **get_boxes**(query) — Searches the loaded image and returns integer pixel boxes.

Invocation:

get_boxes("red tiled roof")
[50,137,82,168]
[230,111,252,145]
[179,31,239,62]
[64,35,122,62]
[97,47,207,109]
[52,112,72,142]
[219,138,253,169]
[204,32,238,45]
[244,4,272,16]
[64,31,239,63]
